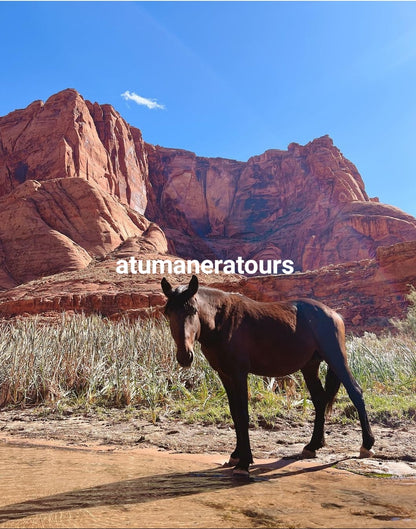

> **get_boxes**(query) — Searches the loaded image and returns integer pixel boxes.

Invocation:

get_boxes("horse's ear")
[187,274,199,298]
[161,277,173,298]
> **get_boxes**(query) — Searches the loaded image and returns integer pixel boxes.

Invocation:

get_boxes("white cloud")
[121,90,165,110]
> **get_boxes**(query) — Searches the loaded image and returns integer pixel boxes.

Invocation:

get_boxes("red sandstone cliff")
[0,89,148,212]
[145,139,416,270]
[0,89,167,289]
[0,177,168,289]
[0,88,415,333]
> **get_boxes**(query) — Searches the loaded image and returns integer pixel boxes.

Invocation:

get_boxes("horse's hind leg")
[338,367,375,457]
[321,344,375,457]
[301,358,328,457]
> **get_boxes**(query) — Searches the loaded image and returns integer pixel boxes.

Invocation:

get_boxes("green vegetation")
[341,286,416,425]
[390,286,416,339]
[0,288,415,426]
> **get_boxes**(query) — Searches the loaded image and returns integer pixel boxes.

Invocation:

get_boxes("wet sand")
[0,438,415,528]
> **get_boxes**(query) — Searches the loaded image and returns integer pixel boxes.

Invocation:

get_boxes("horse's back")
[221,297,313,375]
[229,297,346,376]
[240,296,344,338]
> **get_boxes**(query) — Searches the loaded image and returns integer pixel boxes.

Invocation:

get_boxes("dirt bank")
[1,407,415,467]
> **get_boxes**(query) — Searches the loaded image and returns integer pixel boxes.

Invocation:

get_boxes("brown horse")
[161,275,375,476]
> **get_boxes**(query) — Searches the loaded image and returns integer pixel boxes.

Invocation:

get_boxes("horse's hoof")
[223,456,240,468]
[301,447,317,459]
[359,446,375,458]
[232,467,250,477]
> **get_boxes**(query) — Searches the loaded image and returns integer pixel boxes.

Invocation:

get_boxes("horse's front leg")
[222,381,241,467]
[219,371,253,476]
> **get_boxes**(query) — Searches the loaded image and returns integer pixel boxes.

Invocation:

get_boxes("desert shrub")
[390,286,416,339]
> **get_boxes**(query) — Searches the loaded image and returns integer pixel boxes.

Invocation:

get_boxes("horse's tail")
[324,368,341,416]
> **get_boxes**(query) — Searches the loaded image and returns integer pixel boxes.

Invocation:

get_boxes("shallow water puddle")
[0,441,415,528]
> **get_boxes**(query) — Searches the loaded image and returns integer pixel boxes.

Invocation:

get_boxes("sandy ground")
[1,408,416,528]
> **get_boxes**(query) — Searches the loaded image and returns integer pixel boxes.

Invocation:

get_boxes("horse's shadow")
[0,457,348,523]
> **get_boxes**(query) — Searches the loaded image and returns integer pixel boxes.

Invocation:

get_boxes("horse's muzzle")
[177,349,194,368]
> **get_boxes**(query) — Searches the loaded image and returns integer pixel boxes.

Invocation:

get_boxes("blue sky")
[1,1,415,216]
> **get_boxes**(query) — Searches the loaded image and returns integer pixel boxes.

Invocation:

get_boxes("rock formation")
[0,90,166,289]
[145,138,416,270]
[0,88,415,333]
[239,240,416,333]
[0,177,167,289]
[0,89,148,212]
[0,240,414,334]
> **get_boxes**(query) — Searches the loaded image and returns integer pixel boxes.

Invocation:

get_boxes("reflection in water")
[0,442,415,528]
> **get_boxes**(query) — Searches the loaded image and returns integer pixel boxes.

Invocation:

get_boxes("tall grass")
[346,286,416,394]
[346,333,416,393]
[0,315,225,421]
[0,292,416,425]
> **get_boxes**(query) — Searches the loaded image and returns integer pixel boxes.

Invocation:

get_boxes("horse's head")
[161,275,200,368]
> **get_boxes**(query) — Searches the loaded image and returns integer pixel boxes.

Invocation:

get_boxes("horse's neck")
[197,289,231,342]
